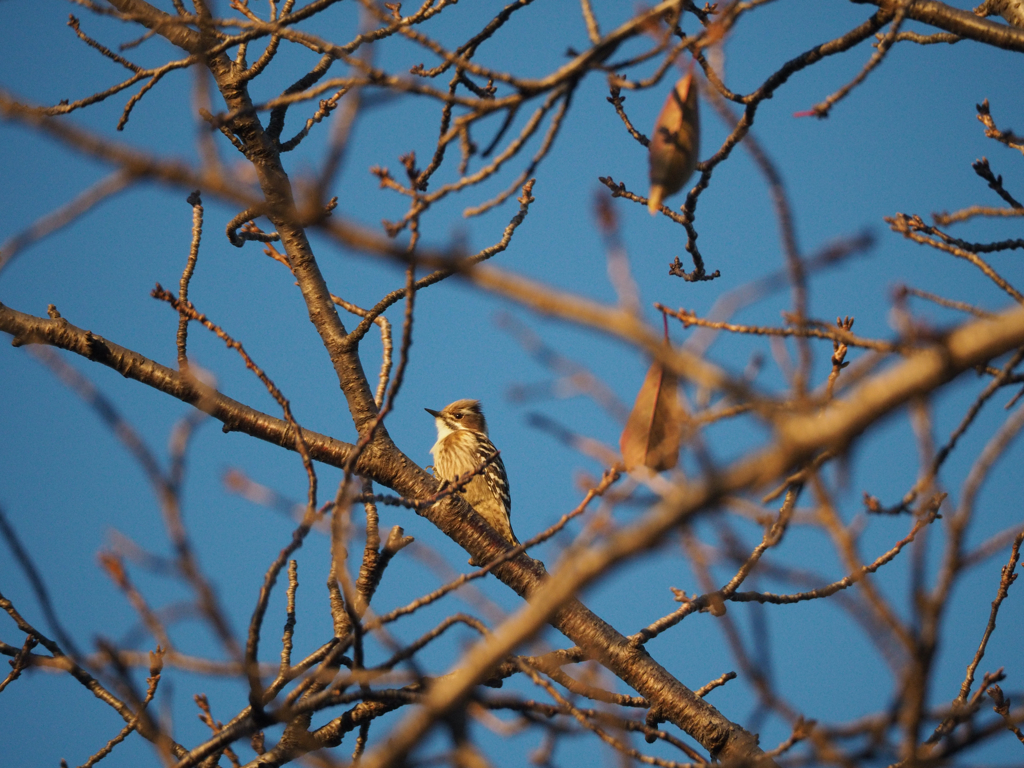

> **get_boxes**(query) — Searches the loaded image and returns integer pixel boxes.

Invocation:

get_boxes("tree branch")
[853,0,1024,51]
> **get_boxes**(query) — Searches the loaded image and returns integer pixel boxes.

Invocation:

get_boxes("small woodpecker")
[425,399,518,548]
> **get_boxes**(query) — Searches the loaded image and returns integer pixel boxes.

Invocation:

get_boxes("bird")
[425,399,518,549]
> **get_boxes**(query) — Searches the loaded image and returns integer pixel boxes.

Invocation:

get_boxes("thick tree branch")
[0,302,354,467]
[853,0,1024,51]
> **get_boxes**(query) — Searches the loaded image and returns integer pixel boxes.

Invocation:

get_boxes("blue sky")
[2,2,1024,766]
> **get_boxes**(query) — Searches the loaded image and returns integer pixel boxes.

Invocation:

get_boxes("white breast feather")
[430,418,456,458]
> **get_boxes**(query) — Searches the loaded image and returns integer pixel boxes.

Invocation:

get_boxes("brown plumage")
[426,399,517,546]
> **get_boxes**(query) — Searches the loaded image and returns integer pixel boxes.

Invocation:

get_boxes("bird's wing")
[480,439,511,517]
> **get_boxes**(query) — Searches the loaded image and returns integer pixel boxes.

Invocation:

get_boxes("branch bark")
[853,0,1024,50]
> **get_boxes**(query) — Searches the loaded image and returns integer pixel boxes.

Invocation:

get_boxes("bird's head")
[425,399,489,438]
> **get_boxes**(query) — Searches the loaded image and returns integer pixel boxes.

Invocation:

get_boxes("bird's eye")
[454,413,463,420]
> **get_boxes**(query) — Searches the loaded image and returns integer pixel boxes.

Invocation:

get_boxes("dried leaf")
[620,355,684,472]
[648,71,700,215]
[97,551,127,588]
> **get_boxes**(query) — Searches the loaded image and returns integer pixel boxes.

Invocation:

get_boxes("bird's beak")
[424,407,441,418]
